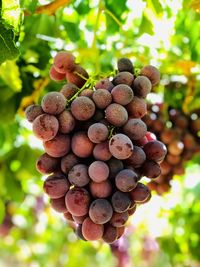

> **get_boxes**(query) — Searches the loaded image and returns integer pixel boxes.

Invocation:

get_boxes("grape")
[166,154,181,165]
[92,89,112,109]
[126,96,147,118]
[60,83,79,99]
[111,84,133,105]
[43,173,69,199]
[61,153,79,174]
[25,104,43,122]
[50,196,67,213]
[89,199,113,224]
[32,114,59,141]
[160,128,177,144]
[105,103,128,127]
[88,161,109,183]
[117,226,125,238]
[71,96,95,121]
[133,76,152,98]
[76,224,87,241]
[53,51,76,73]
[80,89,93,98]
[63,212,73,221]
[143,140,167,162]
[108,158,124,179]
[128,205,137,216]
[113,72,134,86]
[145,131,157,142]
[58,110,75,134]
[115,169,138,192]
[43,134,70,158]
[133,136,148,147]
[111,191,131,213]
[89,180,112,198]
[41,91,66,115]
[160,161,171,175]
[109,133,133,160]
[123,118,147,140]
[102,224,118,243]
[82,217,104,241]
[65,187,91,216]
[95,78,114,91]
[49,66,66,81]
[110,211,129,227]
[93,141,112,161]
[68,164,90,187]
[130,183,151,203]
[117,58,134,73]
[71,131,94,158]
[125,146,146,168]
[168,141,184,156]
[66,65,89,88]
[142,161,161,178]
[36,153,60,174]
[140,65,160,86]
[88,123,109,143]
[72,215,87,224]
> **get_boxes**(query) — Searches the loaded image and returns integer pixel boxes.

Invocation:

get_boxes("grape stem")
[108,126,116,139]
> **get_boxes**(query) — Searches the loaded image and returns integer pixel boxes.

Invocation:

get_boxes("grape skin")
[123,118,147,141]
[126,96,147,118]
[36,153,60,174]
[43,173,70,199]
[71,96,96,121]
[89,180,112,198]
[143,140,167,162]
[58,110,75,134]
[25,104,43,122]
[71,131,94,158]
[111,191,131,213]
[117,58,134,73]
[61,153,79,174]
[72,215,87,224]
[60,83,79,99]
[89,199,113,224]
[95,78,114,91]
[140,65,160,86]
[113,71,134,86]
[130,183,151,203]
[88,161,109,183]
[66,65,89,88]
[53,51,76,73]
[68,164,90,187]
[133,76,152,98]
[110,211,129,227]
[41,92,66,115]
[102,224,118,243]
[32,114,59,141]
[108,158,124,179]
[111,84,133,106]
[65,187,91,216]
[115,169,138,192]
[82,217,104,241]
[49,66,66,81]
[125,146,146,168]
[142,161,161,178]
[109,134,133,160]
[43,134,71,158]
[92,89,112,109]
[93,141,112,161]
[50,196,68,213]
[105,103,128,127]
[88,123,109,143]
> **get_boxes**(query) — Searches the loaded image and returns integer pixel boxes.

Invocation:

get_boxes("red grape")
[89,199,113,224]
[43,134,70,158]
[109,133,133,160]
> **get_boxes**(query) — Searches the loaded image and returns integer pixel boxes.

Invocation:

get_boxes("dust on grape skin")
[116,146,122,151]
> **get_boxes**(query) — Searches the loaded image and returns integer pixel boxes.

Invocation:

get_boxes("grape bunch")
[143,104,200,194]
[25,51,167,243]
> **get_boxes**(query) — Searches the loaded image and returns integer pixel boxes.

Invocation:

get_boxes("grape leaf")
[0,21,20,64]
[0,199,5,224]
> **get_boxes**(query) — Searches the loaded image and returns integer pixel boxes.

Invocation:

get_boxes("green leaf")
[147,0,163,15]
[0,21,20,64]
[74,0,90,15]
[140,14,154,35]
[63,21,80,42]
[0,199,5,223]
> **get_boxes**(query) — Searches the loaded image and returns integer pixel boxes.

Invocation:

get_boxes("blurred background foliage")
[0,0,200,266]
